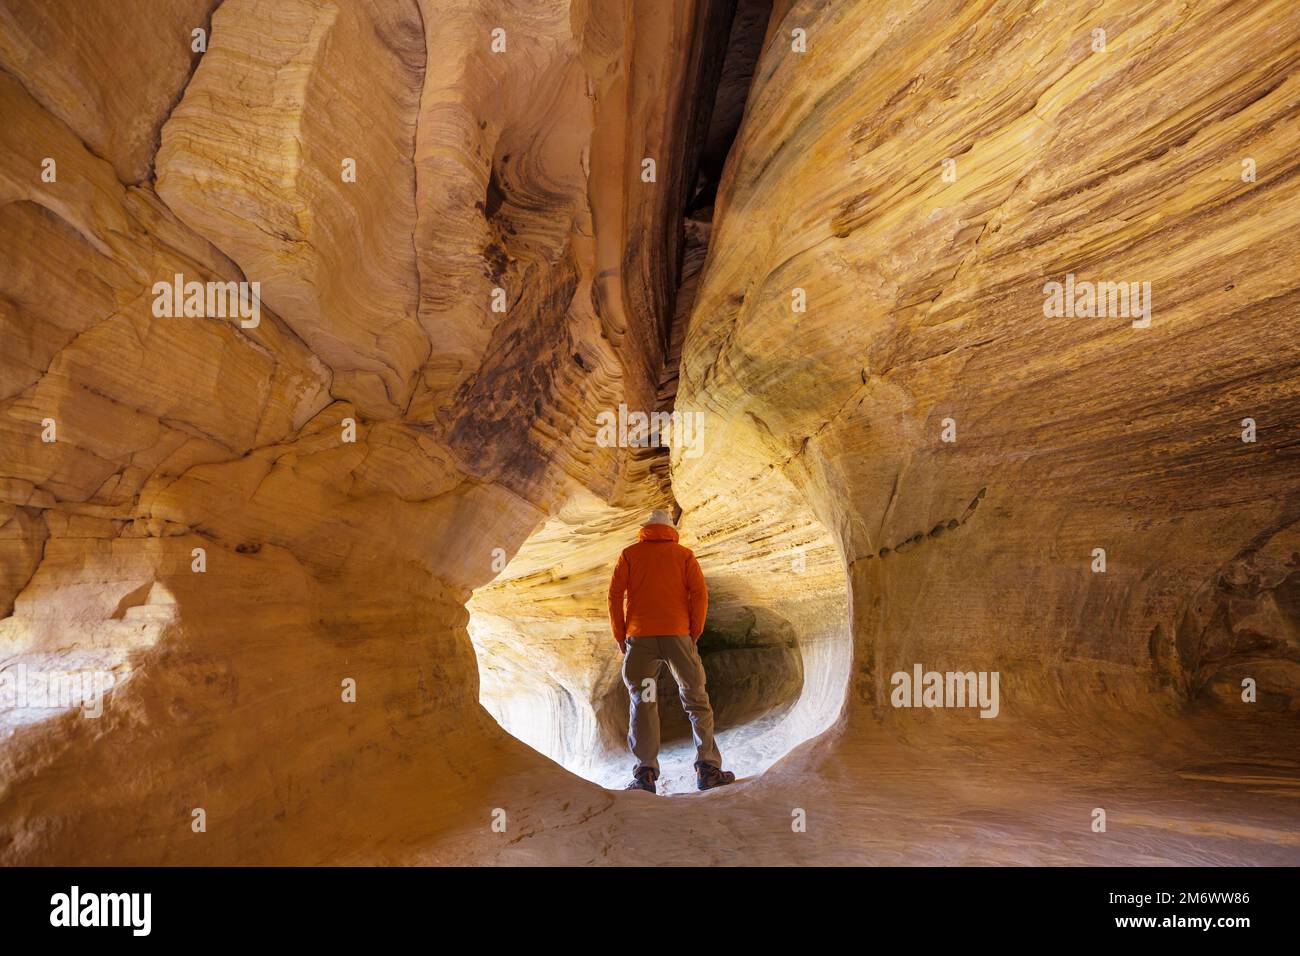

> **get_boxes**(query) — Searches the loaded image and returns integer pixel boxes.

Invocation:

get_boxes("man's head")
[643,508,674,528]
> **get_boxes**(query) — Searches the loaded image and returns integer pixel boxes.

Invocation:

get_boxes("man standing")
[607,509,735,793]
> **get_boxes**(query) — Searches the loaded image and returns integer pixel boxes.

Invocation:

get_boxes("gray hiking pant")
[622,635,722,773]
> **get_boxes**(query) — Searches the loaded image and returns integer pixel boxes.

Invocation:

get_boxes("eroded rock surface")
[676,0,1300,720]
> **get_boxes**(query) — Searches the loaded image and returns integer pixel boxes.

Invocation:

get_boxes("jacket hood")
[637,524,679,543]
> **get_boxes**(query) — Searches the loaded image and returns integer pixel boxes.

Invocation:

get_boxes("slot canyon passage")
[1,0,1299,867]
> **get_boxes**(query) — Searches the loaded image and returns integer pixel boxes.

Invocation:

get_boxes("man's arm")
[607,553,629,651]
[686,553,708,641]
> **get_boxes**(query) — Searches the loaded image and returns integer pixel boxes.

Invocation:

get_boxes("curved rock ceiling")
[0,0,1297,864]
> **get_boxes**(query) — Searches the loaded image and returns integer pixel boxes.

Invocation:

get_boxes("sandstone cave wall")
[675,0,1300,723]
[0,0,724,863]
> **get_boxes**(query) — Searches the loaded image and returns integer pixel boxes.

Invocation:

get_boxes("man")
[607,509,735,793]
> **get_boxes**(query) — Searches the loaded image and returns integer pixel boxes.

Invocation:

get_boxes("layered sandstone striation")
[1,0,1298,865]
[677,0,1300,719]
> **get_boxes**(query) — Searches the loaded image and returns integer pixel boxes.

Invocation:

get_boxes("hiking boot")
[696,762,735,791]
[624,766,658,794]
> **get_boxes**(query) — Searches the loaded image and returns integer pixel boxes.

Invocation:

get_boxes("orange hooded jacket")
[607,524,708,645]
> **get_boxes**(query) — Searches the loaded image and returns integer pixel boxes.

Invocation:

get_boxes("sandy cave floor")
[393,711,1300,867]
